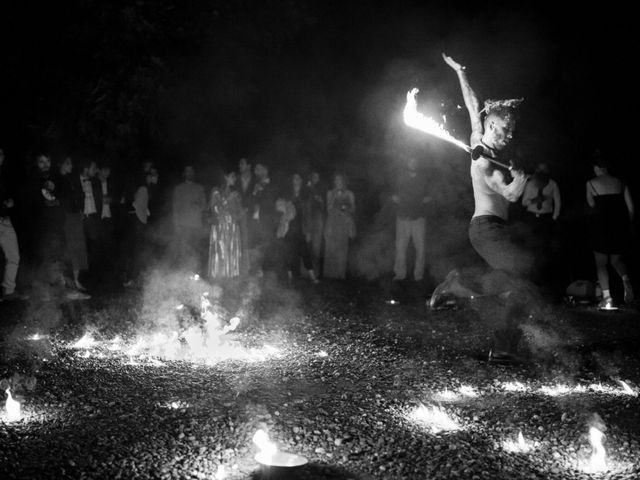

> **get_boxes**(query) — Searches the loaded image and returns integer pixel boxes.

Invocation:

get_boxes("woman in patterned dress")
[208,171,242,279]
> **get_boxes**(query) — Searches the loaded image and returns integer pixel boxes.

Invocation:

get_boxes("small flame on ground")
[221,317,241,335]
[214,464,226,480]
[5,388,21,422]
[28,333,45,341]
[458,385,478,398]
[72,333,96,349]
[316,350,328,358]
[587,427,607,473]
[618,380,636,396]
[407,404,461,433]
[502,431,531,453]
[107,336,122,351]
[539,384,586,396]
[253,429,278,464]
[65,277,279,365]
[502,381,528,392]
[433,388,459,402]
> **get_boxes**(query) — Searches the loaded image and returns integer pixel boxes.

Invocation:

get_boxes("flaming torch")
[5,388,21,422]
[404,88,510,169]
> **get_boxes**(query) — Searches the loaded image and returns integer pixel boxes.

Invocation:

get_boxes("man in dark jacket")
[78,159,103,271]
[392,157,431,282]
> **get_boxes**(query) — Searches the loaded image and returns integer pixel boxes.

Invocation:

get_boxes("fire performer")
[430,53,533,359]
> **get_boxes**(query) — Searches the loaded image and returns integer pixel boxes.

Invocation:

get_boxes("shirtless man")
[430,53,531,358]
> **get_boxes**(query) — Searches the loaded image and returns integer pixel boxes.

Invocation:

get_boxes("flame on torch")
[404,88,471,153]
[5,388,21,422]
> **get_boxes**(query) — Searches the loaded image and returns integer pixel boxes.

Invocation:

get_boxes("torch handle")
[484,157,511,170]
[467,144,511,170]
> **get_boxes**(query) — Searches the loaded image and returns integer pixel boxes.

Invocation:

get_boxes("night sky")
[1,1,636,199]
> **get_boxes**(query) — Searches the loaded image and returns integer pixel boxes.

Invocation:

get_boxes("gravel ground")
[1,276,639,479]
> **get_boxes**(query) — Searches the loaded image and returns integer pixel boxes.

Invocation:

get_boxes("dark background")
[1,0,637,281]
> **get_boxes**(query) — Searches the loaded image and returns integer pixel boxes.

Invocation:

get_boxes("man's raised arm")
[442,53,483,141]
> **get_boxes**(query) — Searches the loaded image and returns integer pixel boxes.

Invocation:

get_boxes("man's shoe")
[428,270,460,309]
[597,298,618,311]
[65,290,91,301]
[2,292,30,302]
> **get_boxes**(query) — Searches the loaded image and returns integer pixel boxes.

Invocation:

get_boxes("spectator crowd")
[0,147,635,308]
[0,150,360,302]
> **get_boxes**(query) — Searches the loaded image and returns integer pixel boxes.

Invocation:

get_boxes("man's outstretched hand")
[442,53,464,72]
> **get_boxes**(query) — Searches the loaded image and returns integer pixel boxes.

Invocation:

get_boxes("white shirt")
[101,179,111,219]
[81,175,97,215]
[522,178,561,218]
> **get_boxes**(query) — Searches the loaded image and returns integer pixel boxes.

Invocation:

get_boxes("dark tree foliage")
[1,0,318,165]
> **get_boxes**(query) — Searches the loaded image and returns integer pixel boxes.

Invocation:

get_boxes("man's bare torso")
[470,146,510,221]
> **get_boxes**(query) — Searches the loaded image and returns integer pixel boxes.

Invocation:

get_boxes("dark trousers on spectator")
[83,213,104,271]
[0,217,20,296]
[174,226,205,273]
[122,214,147,282]
[308,216,324,276]
[285,230,313,277]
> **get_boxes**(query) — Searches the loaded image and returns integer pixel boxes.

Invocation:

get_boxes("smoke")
[349,195,395,280]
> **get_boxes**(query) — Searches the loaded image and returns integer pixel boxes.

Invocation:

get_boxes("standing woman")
[56,157,89,291]
[285,173,319,283]
[323,173,355,279]
[586,155,634,308]
[305,171,325,276]
[208,171,242,279]
[123,167,158,287]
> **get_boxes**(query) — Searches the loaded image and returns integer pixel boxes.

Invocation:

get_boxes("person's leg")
[470,219,534,279]
[412,217,426,281]
[64,213,89,290]
[310,219,324,276]
[298,235,318,283]
[323,221,337,279]
[0,220,20,296]
[593,251,611,304]
[469,218,534,357]
[285,233,299,278]
[393,217,410,280]
[238,215,249,276]
[610,254,634,303]
[83,214,99,269]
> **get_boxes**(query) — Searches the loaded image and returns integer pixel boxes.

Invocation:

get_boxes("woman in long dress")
[586,155,634,307]
[323,173,355,279]
[56,157,89,291]
[284,173,319,283]
[208,171,242,279]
